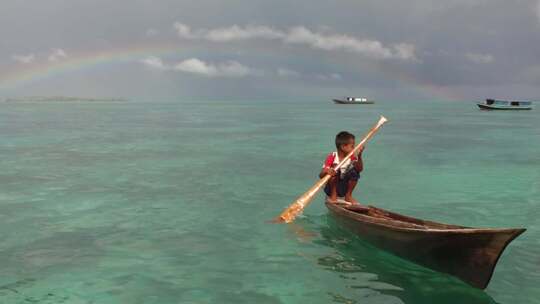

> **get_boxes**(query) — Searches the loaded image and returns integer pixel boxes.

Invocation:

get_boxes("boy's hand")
[324,168,337,177]
[357,145,365,155]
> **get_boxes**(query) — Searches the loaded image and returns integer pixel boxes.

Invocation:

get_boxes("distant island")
[3,96,128,102]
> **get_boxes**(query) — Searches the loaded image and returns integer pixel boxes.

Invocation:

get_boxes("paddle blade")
[274,176,331,223]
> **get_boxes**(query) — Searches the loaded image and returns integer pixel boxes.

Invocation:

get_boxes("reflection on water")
[294,215,500,304]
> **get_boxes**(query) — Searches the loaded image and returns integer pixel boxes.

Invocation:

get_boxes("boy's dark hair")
[335,131,355,149]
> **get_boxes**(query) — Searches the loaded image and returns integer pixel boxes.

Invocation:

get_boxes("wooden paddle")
[274,115,388,223]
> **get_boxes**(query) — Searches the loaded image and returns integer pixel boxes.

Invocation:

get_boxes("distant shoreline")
[3,96,128,102]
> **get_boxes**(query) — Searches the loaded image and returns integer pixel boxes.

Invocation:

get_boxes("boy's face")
[339,139,355,154]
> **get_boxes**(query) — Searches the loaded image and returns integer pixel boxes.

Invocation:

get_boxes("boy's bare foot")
[344,196,361,205]
[326,196,338,203]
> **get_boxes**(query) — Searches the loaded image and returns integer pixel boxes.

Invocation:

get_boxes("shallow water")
[0,100,538,303]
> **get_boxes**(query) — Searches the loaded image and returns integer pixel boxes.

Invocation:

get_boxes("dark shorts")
[324,168,360,197]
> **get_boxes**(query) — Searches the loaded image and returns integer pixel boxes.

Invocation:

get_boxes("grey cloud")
[465,53,494,64]
[2,0,540,100]
[316,73,342,81]
[536,0,540,23]
[145,29,159,37]
[277,68,300,78]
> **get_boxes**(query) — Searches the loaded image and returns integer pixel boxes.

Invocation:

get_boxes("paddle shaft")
[276,116,388,223]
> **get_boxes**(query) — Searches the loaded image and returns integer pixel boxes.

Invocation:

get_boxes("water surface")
[0,100,538,303]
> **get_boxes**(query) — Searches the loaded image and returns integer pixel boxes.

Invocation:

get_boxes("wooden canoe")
[325,202,526,289]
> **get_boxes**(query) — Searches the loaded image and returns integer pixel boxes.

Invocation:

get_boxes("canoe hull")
[333,99,375,104]
[477,103,532,110]
[326,202,525,289]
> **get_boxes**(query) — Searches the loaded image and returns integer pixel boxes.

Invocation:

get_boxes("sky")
[0,0,539,101]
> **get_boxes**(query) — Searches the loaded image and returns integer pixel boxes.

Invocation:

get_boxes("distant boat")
[477,99,532,110]
[333,97,374,104]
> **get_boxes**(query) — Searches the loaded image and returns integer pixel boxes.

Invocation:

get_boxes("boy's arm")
[320,153,337,178]
[319,167,336,178]
[354,147,364,172]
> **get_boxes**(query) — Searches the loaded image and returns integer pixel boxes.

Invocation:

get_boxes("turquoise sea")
[0,100,538,304]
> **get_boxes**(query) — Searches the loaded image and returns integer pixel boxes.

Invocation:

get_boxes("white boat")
[477,99,532,110]
[333,97,374,104]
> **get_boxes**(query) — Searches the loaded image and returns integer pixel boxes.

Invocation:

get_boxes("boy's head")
[335,131,355,153]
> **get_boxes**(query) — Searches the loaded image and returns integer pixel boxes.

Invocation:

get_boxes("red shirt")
[322,152,358,175]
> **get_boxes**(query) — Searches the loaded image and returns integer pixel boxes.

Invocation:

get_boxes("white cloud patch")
[141,56,167,70]
[174,58,256,77]
[277,68,300,78]
[173,23,195,39]
[12,53,35,64]
[173,23,416,61]
[174,23,282,42]
[284,27,416,60]
[140,56,257,77]
[393,44,417,61]
[205,25,283,42]
[174,58,218,75]
[48,48,67,62]
[465,52,494,64]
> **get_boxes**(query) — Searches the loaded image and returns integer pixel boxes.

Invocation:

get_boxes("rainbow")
[0,43,461,100]
[0,43,190,92]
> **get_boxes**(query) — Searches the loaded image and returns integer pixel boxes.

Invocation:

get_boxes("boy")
[319,131,364,205]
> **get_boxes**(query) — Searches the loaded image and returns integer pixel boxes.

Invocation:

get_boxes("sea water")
[0,100,538,303]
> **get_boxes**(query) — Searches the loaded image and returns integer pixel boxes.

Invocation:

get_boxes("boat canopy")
[486,99,532,106]
[346,97,368,102]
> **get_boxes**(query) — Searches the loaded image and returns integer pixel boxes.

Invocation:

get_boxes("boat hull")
[333,99,375,104]
[477,103,532,110]
[326,202,525,289]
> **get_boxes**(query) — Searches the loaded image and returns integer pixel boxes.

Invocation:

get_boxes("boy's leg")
[343,170,361,205]
[325,175,338,203]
